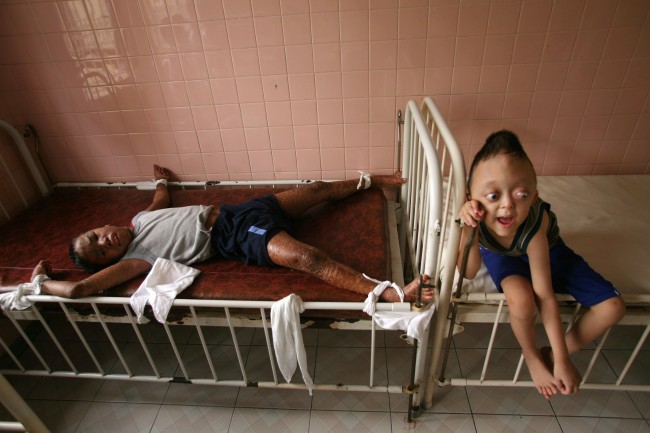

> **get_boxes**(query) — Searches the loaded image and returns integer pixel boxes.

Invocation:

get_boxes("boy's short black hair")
[468,130,533,192]
[69,241,102,274]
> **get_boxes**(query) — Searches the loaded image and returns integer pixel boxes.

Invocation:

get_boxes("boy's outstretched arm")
[32,259,152,298]
[145,164,171,212]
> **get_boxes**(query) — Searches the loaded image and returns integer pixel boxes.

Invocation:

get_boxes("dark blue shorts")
[211,195,292,266]
[480,238,620,307]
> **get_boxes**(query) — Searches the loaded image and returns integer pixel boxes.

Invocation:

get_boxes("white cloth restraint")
[130,258,200,323]
[0,274,49,311]
[270,294,314,395]
[357,171,371,190]
[362,274,404,316]
[362,274,435,340]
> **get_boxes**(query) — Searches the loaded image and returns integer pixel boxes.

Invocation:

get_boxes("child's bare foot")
[379,275,433,303]
[371,171,407,189]
[526,354,558,400]
[540,346,581,396]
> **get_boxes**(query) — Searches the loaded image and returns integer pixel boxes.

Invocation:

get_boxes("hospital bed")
[0,97,465,430]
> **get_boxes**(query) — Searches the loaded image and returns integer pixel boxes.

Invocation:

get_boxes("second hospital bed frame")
[0,97,465,430]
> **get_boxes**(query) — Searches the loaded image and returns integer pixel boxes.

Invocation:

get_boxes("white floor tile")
[419,386,472,414]
[151,404,233,433]
[27,399,91,433]
[228,407,310,433]
[467,386,554,416]
[473,414,562,433]
[628,390,650,418]
[603,349,650,386]
[391,412,477,433]
[314,346,387,386]
[164,382,239,407]
[27,376,104,401]
[236,386,311,410]
[312,390,391,412]
[556,417,650,433]
[95,379,170,403]
[74,401,160,433]
[309,410,392,433]
[181,343,250,382]
[549,389,643,418]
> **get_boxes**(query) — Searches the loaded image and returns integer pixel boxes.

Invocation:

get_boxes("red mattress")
[0,186,391,304]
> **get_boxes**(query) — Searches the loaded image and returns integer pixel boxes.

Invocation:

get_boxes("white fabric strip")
[130,258,200,323]
[361,273,435,340]
[270,294,314,394]
[0,274,49,311]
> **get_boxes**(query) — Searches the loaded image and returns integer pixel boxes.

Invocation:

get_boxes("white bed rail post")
[419,97,466,409]
[0,121,49,198]
[399,100,443,413]
[0,372,50,433]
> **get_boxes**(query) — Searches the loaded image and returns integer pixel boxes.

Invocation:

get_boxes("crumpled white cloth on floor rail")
[270,294,314,395]
[362,274,435,341]
[130,258,200,323]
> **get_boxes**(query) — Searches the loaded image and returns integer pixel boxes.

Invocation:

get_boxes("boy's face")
[469,153,538,244]
[73,225,133,267]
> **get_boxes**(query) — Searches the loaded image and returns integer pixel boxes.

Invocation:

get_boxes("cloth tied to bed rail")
[270,294,314,395]
[0,274,49,311]
[362,274,435,340]
[130,258,200,323]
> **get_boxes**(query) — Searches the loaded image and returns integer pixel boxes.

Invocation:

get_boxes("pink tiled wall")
[0,0,649,214]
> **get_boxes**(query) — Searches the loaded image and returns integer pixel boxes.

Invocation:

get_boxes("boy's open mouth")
[497,216,515,228]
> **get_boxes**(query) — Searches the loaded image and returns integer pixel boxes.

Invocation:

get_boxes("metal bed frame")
[0,98,463,431]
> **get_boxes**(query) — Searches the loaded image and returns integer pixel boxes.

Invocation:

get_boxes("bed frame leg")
[0,372,51,433]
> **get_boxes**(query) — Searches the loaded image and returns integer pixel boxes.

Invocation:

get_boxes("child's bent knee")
[594,296,626,325]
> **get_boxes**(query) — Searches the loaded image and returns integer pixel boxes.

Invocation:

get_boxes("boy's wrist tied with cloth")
[155,178,168,186]
[32,274,51,293]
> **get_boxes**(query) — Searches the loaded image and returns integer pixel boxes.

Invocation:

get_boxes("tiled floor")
[1,322,649,433]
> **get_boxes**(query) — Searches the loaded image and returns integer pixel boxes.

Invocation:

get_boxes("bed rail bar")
[0,120,49,198]
[1,296,411,396]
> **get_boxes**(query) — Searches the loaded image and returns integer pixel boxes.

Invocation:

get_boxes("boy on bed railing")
[458,130,625,400]
[31,165,432,305]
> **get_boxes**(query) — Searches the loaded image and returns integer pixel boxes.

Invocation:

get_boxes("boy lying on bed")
[458,130,625,400]
[31,165,432,304]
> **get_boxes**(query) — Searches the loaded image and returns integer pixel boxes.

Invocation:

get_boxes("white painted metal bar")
[581,328,610,384]
[419,97,466,408]
[615,323,649,386]
[4,312,50,372]
[259,308,279,384]
[369,318,376,388]
[225,308,248,383]
[0,120,49,198]
[163,322,189,380]
[0,372,50,433]
[30,305,77,373]
[447,378,650,392]
[123,305,161,378]
[60,302,105,374]
[479,300,505,382]
[0,337,24,373]
[90,303,131,377]
[191,306,218,381]
[23,295,411,312]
